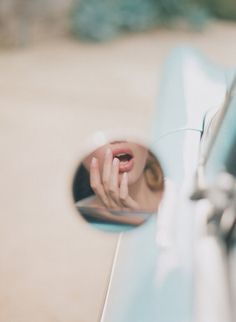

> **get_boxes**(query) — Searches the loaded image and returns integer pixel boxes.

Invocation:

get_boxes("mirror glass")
[72,139,165,232]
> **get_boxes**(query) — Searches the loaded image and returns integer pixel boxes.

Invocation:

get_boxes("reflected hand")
[90,148,139,210]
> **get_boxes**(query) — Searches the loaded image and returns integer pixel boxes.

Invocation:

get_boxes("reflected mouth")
[115,153,132,162]
[112,148,134,173]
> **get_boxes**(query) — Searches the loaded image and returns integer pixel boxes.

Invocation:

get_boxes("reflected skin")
[82,141,162,212]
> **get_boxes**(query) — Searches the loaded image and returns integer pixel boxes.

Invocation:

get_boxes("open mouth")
[115,153,132,162]
[112,148,134,173]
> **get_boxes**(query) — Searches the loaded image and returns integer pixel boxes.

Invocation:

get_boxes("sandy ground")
[0,21,236,322]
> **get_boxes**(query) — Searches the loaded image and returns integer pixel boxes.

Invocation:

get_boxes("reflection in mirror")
[72,140,164,231]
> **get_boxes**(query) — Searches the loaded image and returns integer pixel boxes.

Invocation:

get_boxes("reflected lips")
[112,148,134,173]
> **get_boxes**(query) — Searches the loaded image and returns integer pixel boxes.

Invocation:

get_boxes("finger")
[90,157,109,207]
[102,147,112,193]
[108,157,122,206]
[120,172,128,200]
[119,172,140,210]
[101,148,118,208]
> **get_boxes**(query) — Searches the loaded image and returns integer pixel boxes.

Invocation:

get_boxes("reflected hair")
[144,151,164,191]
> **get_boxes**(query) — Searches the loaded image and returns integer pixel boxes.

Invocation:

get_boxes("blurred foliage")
[1,0,235,46]
[70,0,208,41]
[0,0,71,47]
[198,0,236,20]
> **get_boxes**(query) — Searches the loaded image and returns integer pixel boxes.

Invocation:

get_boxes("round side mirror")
[72,132,165,232]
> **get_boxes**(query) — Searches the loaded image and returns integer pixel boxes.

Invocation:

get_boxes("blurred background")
[0,0,236,45]
[0,1,236,322]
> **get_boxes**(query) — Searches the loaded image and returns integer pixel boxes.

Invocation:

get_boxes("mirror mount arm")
[190,170,236,246]
[190,162,208,201]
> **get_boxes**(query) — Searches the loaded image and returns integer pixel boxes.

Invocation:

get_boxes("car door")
[98,47,235,322]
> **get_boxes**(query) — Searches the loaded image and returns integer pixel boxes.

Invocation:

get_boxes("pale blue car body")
[100,47,235,322]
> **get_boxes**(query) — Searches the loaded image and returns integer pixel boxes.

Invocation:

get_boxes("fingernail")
[113,157,119,166]
[91,157,97,166]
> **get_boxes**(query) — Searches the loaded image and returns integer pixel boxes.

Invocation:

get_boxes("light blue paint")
[206,93,236,181]
[102,47,235,322]
[102,216,160,322]
[93,222,134,233]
